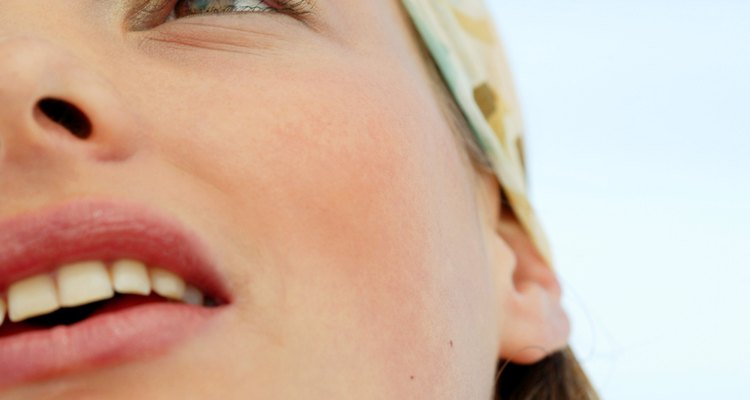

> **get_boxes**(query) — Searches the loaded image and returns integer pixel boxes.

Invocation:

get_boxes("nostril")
[36,98,92,139]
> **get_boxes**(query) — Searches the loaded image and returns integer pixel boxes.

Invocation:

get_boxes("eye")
[127,0,313,31]
[169,0,299,20]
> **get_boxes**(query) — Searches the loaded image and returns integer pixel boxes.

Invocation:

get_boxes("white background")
[489,1,750,398]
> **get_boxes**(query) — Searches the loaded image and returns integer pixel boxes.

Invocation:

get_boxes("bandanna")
[402,0,552,263]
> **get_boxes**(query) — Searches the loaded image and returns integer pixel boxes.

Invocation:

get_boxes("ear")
[474,171,570,365]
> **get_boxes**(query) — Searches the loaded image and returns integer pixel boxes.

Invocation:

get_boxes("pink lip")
[0,200,230,389]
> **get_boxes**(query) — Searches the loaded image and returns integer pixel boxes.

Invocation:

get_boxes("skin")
[0,1,569,399]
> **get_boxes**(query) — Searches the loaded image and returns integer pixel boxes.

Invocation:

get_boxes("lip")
[0,200,230,389]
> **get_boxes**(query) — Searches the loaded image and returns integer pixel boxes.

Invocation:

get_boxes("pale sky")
[490,1,750,398]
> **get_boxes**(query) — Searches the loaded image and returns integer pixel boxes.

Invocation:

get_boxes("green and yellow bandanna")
[402,0,552,263]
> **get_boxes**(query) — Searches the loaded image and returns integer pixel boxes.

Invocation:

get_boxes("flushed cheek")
[259,138,460,396]
[151,57,440,250]
[244,85,482,394]
[142,57,487,395]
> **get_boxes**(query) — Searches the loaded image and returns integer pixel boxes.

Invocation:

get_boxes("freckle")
[410,375,415,380]
[449,340,453,347]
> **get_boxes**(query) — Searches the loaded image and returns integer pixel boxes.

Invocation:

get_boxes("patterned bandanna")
[402,0,552,264]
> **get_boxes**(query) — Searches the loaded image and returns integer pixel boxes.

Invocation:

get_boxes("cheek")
[141,56,496,396]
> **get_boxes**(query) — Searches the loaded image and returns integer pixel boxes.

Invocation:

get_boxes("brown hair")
[494,348,599,399]
[407,8,600,400]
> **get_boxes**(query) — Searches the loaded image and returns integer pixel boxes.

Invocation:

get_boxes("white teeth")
[111,259,151,296]
[0,261,211,325]
[57,261,115,308]
[150,268,186,301]
[182,285,204,306]
[8,274,60,322]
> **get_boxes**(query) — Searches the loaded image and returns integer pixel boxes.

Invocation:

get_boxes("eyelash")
[128,0,312,31]
[168,0,311,20]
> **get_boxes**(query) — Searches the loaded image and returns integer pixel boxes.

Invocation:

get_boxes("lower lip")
[0,300,220,389]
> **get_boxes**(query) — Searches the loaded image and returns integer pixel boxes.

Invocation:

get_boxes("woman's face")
[0,1,516,398]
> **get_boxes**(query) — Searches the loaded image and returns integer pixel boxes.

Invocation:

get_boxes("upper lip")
[0,199,230,302]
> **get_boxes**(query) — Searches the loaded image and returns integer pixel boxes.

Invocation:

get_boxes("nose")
[0,36,139,169]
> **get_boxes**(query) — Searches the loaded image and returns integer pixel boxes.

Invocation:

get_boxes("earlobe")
[494,208,570,364]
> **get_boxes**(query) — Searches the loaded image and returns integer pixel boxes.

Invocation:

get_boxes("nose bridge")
[0,35,139,169]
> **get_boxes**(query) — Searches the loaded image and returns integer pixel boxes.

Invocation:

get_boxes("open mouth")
[0,259,220,338]
[0,201,230,389]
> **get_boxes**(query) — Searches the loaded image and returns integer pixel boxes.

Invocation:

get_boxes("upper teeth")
[0,259,207,326]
